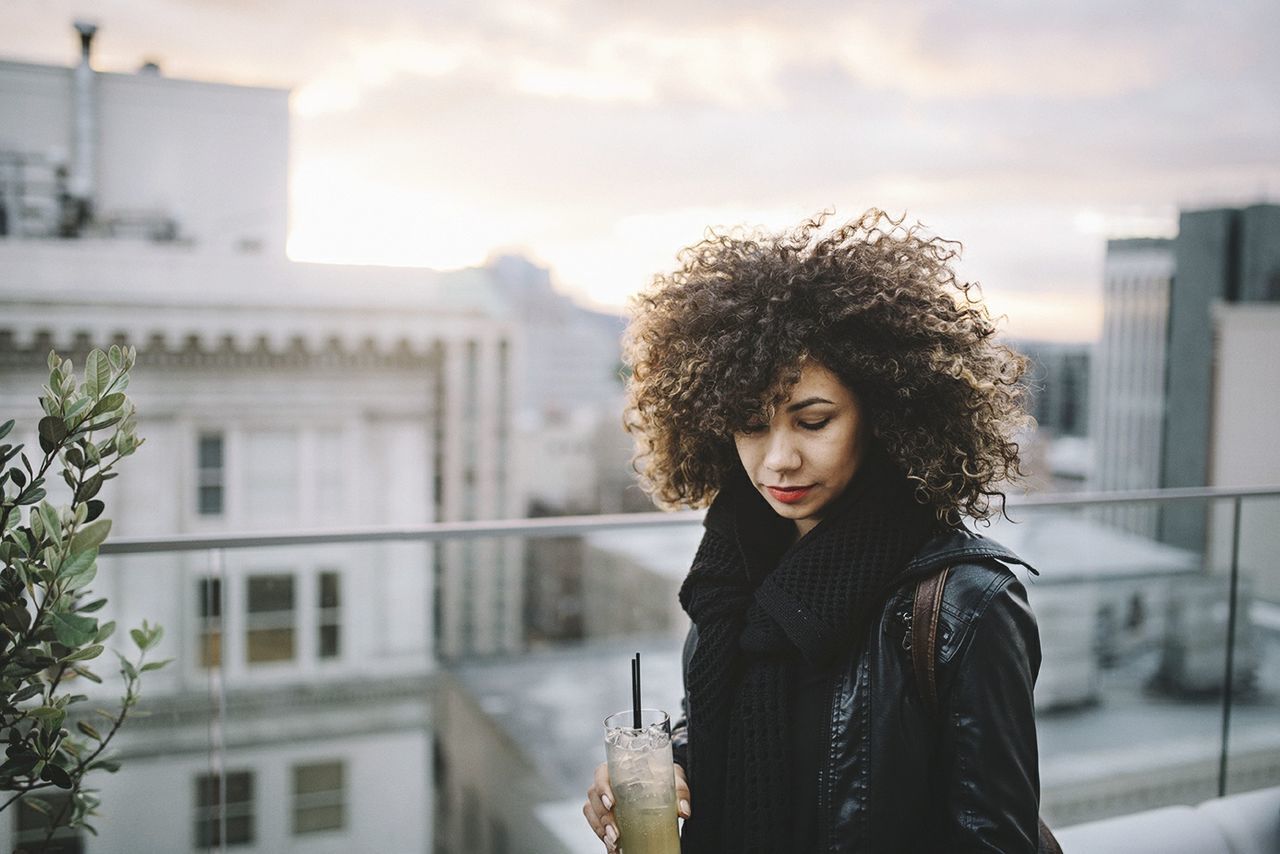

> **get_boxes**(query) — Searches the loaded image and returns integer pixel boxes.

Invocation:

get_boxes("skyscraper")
[1088,205,1280,548]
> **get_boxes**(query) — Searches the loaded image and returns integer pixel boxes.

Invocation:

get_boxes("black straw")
[632,652,642,729]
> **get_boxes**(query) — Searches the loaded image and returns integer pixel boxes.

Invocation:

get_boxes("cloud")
[3,0,1278,341]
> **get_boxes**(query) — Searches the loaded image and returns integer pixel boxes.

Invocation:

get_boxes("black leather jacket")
[671,529,1043,853]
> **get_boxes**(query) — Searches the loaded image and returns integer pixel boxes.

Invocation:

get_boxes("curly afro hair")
[621,209,1029,522]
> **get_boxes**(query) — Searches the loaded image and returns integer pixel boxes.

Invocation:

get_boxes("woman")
[584,210,1046,852]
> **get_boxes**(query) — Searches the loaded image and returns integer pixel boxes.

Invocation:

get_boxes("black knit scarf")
[677,452,940,853]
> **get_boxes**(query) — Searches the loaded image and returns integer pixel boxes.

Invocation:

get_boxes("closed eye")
[800,419,831,431]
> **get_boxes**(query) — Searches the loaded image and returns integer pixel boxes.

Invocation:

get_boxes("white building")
[0,24,523,852]
[1087,238,1174,536]
[1207,303,1280,603]
[486,253,630,516]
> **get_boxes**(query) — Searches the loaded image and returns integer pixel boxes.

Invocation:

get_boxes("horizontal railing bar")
[98,484,1280,555]
[100,510,707,554]
[1004,484,1280,508]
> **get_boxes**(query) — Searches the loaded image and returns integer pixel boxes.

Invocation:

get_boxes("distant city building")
[1159,204,1280,550]
[486,253,634,521]
[1011,339,1093,493]
[0,24,522,852]
[485,253,626,420]
[1206,304,1280,603]
[1088,238,1174,535]
[1017,340,1092,440]
[580,526,700,641]
[1087,206,1280,549]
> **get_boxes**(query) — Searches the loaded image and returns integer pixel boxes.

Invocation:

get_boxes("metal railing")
[100,484,1280,554]
[85,485,1280,847]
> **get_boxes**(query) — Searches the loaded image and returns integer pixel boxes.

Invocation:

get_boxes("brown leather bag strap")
[910,565,1063,854]
[911,565,950,716]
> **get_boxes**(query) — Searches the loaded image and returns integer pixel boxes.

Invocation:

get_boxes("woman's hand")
[584,762,692,851]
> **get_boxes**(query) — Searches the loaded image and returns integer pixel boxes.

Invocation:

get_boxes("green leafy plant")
[0,347,168,847]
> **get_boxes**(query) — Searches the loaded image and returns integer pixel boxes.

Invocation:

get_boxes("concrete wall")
[0,59,289,255]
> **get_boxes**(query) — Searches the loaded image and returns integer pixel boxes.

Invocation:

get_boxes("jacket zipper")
[817,673,835,851]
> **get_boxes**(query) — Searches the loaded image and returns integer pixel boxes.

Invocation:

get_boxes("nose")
[763,429,801,474]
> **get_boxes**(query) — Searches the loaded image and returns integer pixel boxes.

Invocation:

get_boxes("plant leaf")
[74,473,104,504]
[59,548,97,583]
[63,397,93,423]
[13,683,44,702]
[38,416,67,455]
[91,393,126,417]
[41,761,72,788]
[85,350,109,399]
[84,499,105,522]
[38,502,62,546]
[61,644,104,663]
[50,612,98,647]
[72,666,103,684]
[69,518,111,553]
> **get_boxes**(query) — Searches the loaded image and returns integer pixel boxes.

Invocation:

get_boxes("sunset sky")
[3,0,1278,341]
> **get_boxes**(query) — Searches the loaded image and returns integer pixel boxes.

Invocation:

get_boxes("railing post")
[1217,495,1243,798]
[207,547,228,854]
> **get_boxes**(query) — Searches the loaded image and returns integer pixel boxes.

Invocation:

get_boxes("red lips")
[766,485,814,504]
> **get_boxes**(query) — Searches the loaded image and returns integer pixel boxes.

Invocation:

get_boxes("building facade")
[1087,238,1174,536]
[1159,205,1280,550]
[0,25,523,852]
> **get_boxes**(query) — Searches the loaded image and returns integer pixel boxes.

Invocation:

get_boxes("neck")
[793,518,818,541]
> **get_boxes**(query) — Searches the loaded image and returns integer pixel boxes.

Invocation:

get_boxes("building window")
[246,574,295,663]
[197,434,224,516]
[318,571,341,660]
[15,793,85,853]
[292,760,345,835]
[198,577,222,668]
[195,770,254,848]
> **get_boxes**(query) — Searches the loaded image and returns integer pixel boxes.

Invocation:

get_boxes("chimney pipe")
[69,20,98,227]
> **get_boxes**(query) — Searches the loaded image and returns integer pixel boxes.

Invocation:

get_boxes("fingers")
[674,764,692,819]
[594,761,615,807]
[585,762,618,851]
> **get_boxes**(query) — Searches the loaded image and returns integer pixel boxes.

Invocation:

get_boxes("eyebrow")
[785,396,836,413]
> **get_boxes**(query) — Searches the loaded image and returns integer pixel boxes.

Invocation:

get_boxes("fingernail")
[680,799,691,816]
[601,793,613,810]
[605,824,618,844]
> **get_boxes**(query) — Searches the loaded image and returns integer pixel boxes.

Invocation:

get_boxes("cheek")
[734,437,760,470]
[818,424,861,478]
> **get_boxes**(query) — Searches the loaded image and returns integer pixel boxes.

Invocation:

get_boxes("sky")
[3,0,1278,341]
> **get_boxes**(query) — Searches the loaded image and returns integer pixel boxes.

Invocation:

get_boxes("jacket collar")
[905,526,1039,577]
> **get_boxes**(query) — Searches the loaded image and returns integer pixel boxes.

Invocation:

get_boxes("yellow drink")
[613,798,681,854]
[604,709,681,854]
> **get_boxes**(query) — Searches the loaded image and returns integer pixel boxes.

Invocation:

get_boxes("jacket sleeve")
[935,574,1042,853]
[670,622,697,773]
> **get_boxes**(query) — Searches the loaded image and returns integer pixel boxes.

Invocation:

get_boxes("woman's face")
[733,361,866,539]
